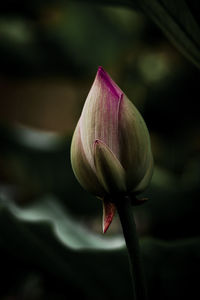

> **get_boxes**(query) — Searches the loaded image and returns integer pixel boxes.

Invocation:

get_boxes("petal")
[70,123,105,196]
[133,155,154,194]
[80,67,123,170]
[118,94,153,190]
[102,198,116,233]
[94,139,126,195]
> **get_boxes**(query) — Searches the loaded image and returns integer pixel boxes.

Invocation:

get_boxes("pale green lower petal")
[132,155,154,194]
[70,124,105,197]
[94,139,126,195]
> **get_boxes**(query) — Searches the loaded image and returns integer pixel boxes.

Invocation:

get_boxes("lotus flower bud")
[70,67,153,232]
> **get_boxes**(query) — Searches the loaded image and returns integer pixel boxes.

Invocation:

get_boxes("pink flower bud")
[71,67,153,232]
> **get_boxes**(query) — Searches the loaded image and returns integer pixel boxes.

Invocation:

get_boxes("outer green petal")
[132,154,154,194]
[94,139,126,195]
[70,123,105,197]
[119,94,153,191]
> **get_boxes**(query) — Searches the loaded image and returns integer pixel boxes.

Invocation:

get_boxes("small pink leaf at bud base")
[102,199,116,233]
[70,66,153,232]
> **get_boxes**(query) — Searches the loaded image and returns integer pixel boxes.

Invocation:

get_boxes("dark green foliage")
[0,198,200,299]
[0,1,200,300]
[134,0,200,69]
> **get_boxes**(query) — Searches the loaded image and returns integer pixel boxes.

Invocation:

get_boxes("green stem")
[115,196,147,300]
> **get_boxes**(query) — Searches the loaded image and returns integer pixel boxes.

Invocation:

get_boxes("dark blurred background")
[0,1,200,300]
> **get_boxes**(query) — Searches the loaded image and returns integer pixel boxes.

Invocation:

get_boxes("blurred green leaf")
[0,196,131,300]
[0,196,200,299]
[135,0,200,69]
[1,196,124,250]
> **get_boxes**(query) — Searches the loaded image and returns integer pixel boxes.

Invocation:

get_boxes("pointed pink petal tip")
[103,200,116,233]
[97,66,123,99]
[94,139,100,145]
[94,139,103,147]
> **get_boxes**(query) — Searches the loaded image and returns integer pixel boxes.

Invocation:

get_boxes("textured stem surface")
[116,197,147,300]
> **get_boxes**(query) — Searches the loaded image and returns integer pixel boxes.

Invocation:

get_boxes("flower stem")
[115,196,147,300]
